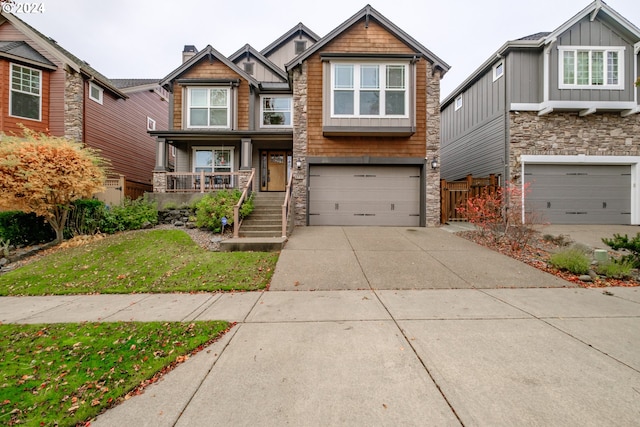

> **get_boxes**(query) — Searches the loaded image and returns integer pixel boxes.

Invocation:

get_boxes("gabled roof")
[260,22,320,58]
[228,43,288,81]
[110,78,166,95]
[0,11,127,99]
[160,45,259,89]
[441,0,640,108]
[285,4,450,75]
[0,40,56,69]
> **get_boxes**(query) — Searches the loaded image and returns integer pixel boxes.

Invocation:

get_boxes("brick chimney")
[182,45,198,63]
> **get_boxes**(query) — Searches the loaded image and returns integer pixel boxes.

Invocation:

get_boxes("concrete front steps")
[220,192,287,252]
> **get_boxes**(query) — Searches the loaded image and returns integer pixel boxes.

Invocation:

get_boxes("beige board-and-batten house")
[441,0,640,225]
[150,5,449,237]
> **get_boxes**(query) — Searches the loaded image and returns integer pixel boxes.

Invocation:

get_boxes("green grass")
[0,229,278,295]
[0,321,229,426]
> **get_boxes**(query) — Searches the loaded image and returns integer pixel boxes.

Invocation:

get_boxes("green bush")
[100,198,158,234]
[596,259,634,279]
[0,211,55,246]
[602,233,640,268]
[549,248,591,275]
[195,190,254,232]
[65,199,107,238]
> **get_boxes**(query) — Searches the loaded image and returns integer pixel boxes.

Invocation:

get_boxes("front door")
[261,151,288,191]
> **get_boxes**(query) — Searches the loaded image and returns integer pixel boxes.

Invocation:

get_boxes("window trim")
[493,61,504,82]
[191,146,235,173]
[89,81,104,104]
[259,95,293,128]
[454,95,463,111]
[330,62,409,119]
[147,117,156,131]
[186,86,231,129]
[558,46,625,90]
[9,63,42,121]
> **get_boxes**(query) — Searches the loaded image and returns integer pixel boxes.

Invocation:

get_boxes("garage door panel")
[309,165,421,226]
[524,164,631,225]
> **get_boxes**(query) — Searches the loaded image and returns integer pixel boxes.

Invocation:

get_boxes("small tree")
[0,127,108,243]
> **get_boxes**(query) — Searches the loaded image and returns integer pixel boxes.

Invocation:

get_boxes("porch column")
[240,138,252,170]
[154,137,168,171]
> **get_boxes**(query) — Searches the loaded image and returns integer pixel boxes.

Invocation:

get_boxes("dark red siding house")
[0,11,169,200]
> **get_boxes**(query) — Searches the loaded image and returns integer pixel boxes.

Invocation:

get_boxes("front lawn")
[0,321,230,426]
[0,230,278,295]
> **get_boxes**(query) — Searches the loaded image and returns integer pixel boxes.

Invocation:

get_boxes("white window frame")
[9,63,42,121]
[558,46,625,90]
[186,87,231,129]
[330,62,409,119]
[147,117,156,131]
[192,147,235,173]
[454,95,463,111]
[493,61,504,81]
[260,95,293,128]
[89,81,104,104]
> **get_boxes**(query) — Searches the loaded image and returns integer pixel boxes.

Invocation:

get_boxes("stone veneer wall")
[64,70,83,142]
[509,111,640,183]
[292,63,308,226]
[425,63,442,227]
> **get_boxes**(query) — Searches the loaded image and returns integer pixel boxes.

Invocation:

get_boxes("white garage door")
[524,164,631,224]
[308,165,421,226]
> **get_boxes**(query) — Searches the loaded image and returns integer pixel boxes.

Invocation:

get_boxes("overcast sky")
[14,0,640,99]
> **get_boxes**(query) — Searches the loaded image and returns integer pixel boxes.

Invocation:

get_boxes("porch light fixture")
[431,157,438,169]
[296,159,302,169]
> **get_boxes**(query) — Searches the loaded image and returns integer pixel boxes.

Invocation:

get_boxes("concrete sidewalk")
[2,288,640,426]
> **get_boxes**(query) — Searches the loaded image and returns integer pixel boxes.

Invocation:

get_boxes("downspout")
[634,42,640,108]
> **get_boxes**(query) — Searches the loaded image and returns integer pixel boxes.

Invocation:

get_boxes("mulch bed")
[456,230,640,288]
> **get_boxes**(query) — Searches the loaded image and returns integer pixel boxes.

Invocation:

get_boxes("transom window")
[261,96,292,127]
[10,63,41,120]
[559,47,624,89]
[331,63,407,117]
[187,87,230,128]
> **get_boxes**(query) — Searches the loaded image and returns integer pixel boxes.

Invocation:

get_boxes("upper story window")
[10,63,41,121]
[331,63,407,118]
[493,61,504,81]
[89,82,103,104]
[261,96,292,127]
[187,87,230,128]
[294,40,307,55]
[244,62,254,75]
[559,46,624,89]
[454,95,463,111]
[147,117,156,131]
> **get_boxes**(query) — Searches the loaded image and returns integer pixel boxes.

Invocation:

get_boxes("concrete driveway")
[270,226,571,290]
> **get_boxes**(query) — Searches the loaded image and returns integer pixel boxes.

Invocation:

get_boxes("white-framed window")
[89,81,103,104]
[493,61,504,81]
[193,147,234,173]
[260,96,292,127]
[454,95,463,111]
[187,87,230,128]
[147,117,156,131]
[558,46,624,89]
[331,62,408,118]
[10,63,41,120]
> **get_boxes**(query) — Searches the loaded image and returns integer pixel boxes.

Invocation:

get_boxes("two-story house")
[0,11,169,200]
[441,0,640,225]
[151,5,449,228]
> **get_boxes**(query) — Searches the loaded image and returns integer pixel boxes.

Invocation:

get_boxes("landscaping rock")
[173,221,185,227]
[0,258,8,267]
[579,275,593,282]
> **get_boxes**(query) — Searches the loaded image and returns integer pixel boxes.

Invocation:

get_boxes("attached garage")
[308,165,422,226]
[524,164,631,224]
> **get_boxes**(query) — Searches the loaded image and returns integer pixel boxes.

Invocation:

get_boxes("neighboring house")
[0,11,169,200]
[151,5,449,227]
[441,0,640,225]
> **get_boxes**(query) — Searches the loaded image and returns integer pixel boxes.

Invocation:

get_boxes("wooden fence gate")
[440,174,498,223]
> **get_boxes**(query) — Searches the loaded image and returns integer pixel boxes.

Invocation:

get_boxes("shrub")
[549,248,591,275]
[596,259,634,279]
[195,190,254,232]
[100,198,158,234]
[0,211,55,246]
[602,233,640,268]
[64,199,107,238]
